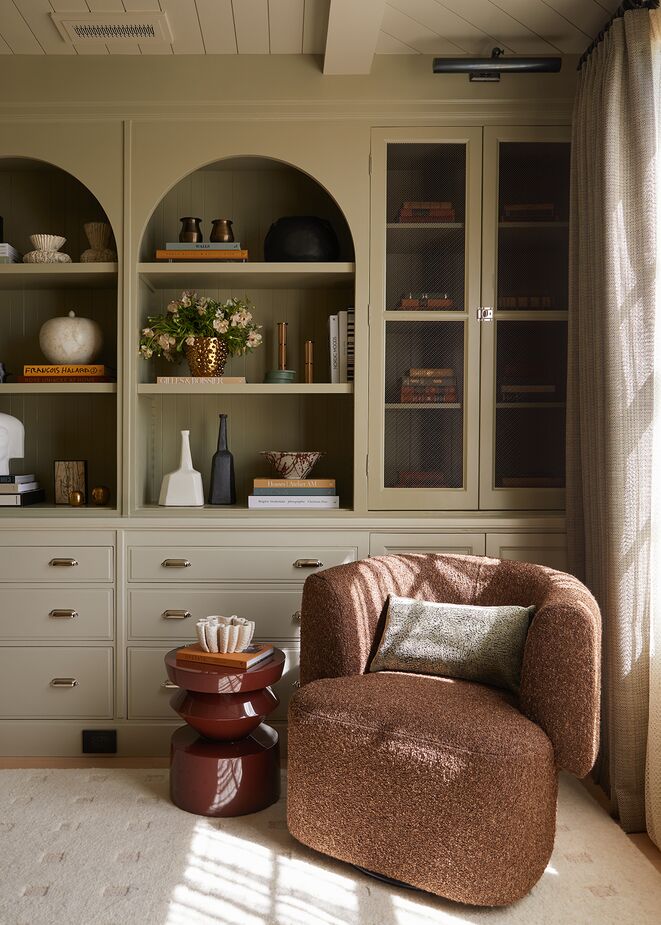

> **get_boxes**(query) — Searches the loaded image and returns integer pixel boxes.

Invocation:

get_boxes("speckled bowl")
[260,451,324,480]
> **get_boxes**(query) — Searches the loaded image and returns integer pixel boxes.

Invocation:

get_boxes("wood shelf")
[138,262,355,291]
[134,504,354,517]
[0,504,119,517]
[0,383,117,394]
[0,263,118,289]
[386,403,461,410]
[385,311,467,321]
[496,402,565,409]
[138,382,353,395]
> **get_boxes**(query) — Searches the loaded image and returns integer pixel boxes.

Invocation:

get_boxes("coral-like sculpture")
[195,615,255,654]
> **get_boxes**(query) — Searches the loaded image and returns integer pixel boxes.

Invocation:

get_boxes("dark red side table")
[165,646,285,817]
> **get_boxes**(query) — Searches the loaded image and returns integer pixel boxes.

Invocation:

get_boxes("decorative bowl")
[30,234,66,252]
[260,450,324,479]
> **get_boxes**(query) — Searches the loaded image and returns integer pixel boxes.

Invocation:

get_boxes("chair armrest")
[299,571,375,685]
[519,572,601,777]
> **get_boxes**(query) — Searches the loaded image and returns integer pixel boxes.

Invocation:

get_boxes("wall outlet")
[82,730,117,754]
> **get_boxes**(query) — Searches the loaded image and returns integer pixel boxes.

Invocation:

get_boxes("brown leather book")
[176,643,274,670]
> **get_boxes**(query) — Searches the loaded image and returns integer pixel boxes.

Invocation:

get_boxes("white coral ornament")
[195,615,255,653]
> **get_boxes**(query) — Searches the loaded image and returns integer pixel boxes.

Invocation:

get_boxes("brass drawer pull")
[293,558,323,569]
[50,678,78,688]
[49,609,78,620]
[161,680,179,690]
[49,558,78,568]
[162,609,192,620]
[292,610,302,624]
[162,559,191,569]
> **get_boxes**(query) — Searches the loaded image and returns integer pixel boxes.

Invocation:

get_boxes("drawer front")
[0,589,113,640]
[0,547,113,583]
[127,645,300,721]
[129,589,302,641]
[485,533,568,571]
[369,533,486,557]
[128,647,187,720]
[128,546,357,582]
[0,647,113,718]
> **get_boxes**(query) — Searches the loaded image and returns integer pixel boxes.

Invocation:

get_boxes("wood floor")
[1,756,659,876]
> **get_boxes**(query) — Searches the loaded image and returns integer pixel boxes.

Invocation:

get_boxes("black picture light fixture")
[433,47,562,82]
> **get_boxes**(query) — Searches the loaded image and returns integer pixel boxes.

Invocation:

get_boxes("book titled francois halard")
[176,643,274,670]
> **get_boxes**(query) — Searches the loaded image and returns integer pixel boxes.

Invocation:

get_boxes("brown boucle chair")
[286,554,601,907]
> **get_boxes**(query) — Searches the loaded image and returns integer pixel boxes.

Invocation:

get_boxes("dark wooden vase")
[208,413,236,505]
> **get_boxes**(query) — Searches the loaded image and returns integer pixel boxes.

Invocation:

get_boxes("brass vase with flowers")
[139,291,262,378]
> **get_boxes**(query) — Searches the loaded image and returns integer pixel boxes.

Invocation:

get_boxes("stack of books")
[398,292,455,310]
[177,642,274,670]
[398,201,456,223]
[0,473,44,507]
[155,242,248,261]
[400,367,457,404]
[0,243,22,264]
[248,478,339,509]
[328,309,355,383]
[15,364,115,384]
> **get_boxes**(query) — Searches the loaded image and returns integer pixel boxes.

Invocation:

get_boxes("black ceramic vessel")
[264,216,339,262]
[208,414,236,505]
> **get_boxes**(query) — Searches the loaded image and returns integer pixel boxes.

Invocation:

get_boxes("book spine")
[0,489,45,507]
[155,250,249,260]
[338,310,348,384]
[347,309,355,383]
[409,368,454,378]
[252,487,336,496]
[23,365,107,377]
[329,315,339,385]
[0,482,39,494]
[253,478,335,489]
[14,376,115,383]
[248,495,340,509]
[165,242,242,250]
[155,376,246,384]
[0,474,36,484]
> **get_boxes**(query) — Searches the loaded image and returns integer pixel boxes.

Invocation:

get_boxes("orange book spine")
[155,249,249,260]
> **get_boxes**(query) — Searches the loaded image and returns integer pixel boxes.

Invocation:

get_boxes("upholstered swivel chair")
[287,554,601,907]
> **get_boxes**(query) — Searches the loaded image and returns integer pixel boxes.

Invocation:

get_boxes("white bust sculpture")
[0,413,25,476]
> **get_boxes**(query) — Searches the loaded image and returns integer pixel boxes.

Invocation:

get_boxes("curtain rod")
[578,0,659,69]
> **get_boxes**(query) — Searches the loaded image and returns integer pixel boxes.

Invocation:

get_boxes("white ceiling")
[0,0,618,67]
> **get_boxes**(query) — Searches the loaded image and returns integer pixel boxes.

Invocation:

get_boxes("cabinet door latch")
[477,307,494,321]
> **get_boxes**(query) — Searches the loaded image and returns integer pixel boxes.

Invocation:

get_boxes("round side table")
[165,646,285,817]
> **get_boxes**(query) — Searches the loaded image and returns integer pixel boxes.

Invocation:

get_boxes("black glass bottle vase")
[208,413,236,505]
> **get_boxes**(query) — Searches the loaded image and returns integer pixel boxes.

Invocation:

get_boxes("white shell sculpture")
[80,222,116,263]
[195,615,256,654]
[23,234,72,264]
[39,310,103,365]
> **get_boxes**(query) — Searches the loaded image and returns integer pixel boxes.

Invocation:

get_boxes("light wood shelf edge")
[137,383,353,395]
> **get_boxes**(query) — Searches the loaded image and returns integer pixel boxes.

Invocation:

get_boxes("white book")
[329,314,339,384]
[0,243,20,257]
[338,310,348,383]
[156,376,246,384]
[0,482,39,494]
[248,495,339,509]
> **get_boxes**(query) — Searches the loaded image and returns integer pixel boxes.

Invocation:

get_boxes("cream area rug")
[0,770,660,925]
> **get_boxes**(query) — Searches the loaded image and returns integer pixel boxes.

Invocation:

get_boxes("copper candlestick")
[304,340,314,383]
[278,322,288,371]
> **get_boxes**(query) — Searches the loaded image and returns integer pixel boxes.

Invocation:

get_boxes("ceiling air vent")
[51,12,173,45]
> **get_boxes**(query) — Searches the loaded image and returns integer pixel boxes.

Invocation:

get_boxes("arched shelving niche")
[0,157,119,514]
[135,155,356,514]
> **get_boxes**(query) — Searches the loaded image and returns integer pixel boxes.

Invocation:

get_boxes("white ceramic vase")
[159,430,204,506]
[39,310,103,365]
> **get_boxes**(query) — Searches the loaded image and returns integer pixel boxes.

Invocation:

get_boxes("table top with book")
[166,645,285,694]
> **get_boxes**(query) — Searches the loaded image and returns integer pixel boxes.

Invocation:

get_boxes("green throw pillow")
[369,595,534,694]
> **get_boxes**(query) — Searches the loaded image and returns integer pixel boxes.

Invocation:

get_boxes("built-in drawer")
[0,547,113,583]
[0,647,113,718]
[127,645,300,722]
[129,589,302,641]
[128,546,356,583]
[0,588,113,640]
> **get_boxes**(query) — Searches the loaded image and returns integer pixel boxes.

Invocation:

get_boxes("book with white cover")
[338,310,348,383]
[156,376,246,384]
[165,242,242,251]
[0,482,39,494]
[328,314,339,384]
[248,495,339,509]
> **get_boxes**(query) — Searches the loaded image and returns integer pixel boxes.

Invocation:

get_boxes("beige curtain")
[567,8,659,835]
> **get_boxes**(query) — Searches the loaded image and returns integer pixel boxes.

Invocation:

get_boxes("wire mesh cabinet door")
[368,128,482,511]
[480,126,571,511]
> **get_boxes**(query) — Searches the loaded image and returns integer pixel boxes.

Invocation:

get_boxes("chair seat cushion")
[287,673,558,906]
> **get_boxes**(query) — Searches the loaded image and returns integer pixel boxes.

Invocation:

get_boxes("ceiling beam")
[323,0,385,75]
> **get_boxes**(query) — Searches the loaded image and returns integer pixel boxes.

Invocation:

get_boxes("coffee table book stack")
[16,364,115,384]
[156,242,249,262]
[248,477,339,509]
[0,473,44,507]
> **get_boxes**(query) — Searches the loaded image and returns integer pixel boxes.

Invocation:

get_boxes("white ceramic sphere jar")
[39,310,103,365]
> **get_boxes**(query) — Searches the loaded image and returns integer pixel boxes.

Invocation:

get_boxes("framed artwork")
[54,460,87,504]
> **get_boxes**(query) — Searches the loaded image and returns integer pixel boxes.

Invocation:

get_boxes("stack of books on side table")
[155,242,249,262]
[0,473,44,507]
[15,364,115,384]
[177,643,274,670]
[248,478,339,509]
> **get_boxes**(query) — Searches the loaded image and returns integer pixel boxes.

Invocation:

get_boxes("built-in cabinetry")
[0,117,571,755]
